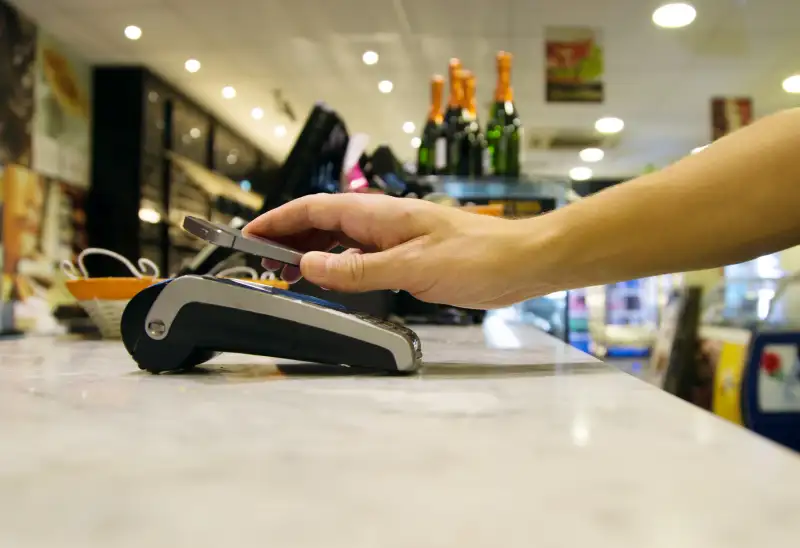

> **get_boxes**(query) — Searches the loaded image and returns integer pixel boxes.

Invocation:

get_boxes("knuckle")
[345,253,365,286]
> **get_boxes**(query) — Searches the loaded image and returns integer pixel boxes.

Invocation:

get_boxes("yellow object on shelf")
[711,338,751,426]
[459,204,504,217]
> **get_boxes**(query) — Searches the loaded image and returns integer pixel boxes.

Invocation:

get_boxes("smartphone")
[182,216,303,266]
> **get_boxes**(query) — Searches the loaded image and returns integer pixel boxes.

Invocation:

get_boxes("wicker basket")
[63,249,288,339]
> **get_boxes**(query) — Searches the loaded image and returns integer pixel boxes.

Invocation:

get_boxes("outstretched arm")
[245,108,800,309]
[527,107,800,294]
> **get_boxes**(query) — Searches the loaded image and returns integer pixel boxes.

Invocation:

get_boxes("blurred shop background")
[0,0,799,450]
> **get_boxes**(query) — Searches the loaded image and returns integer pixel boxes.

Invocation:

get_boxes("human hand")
[243,193,535,309]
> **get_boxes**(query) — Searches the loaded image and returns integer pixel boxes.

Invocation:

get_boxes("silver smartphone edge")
[182,216,302,266]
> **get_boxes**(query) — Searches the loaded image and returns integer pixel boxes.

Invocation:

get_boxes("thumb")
[300,250,400,293]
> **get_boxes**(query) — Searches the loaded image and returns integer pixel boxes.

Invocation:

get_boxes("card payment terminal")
[121,220,422,374]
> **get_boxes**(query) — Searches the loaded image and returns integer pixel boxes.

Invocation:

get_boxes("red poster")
[711,97,753,141]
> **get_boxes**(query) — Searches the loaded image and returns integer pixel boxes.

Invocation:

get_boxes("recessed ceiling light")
[221,86,236,99]
[691,145,708,154]
[595,117,624,134]
[362,51,379,65]
[378,80,393,93]
[227,153,238,165]
[251,107,264,120]
[124,25,142,40]
[411,137,421,148]
[184,59,201,73]
[138,207,160,224]
[579,147,604,162]
[189,127,201,139]
[274,125,287,138]
[569,167,593,181]
[403,121,416,134]
[652,3,696,28]
[782,74,800,94]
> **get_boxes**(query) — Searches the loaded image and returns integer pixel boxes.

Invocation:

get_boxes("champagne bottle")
[417,75,446,176]
[486,52,522,177]
[444,58,466,174]
[458,70,487,177]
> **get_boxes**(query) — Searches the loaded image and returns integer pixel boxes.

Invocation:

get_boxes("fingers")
[263,248,364,284]
[244,193,424,251]
[300,248,405,293]
[280,265,302,283]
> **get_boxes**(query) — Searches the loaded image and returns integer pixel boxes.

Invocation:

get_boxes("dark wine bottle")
[444,58,466,175]
[458,70,486,177]
[486,52,522,177]
[417,75,446,176]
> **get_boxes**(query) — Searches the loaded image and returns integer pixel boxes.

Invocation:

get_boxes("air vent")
[527,129,620,151]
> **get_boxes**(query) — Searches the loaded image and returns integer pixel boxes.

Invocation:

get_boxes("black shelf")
[417,175,572,202]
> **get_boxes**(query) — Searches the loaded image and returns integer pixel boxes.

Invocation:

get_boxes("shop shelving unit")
[87,67,277,277]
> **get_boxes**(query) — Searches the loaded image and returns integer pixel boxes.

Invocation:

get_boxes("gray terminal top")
[182,216,303,266]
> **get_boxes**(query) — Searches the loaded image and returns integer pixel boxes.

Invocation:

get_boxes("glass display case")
[584,278,661,357]
[709,254,785,326]
[485,291,569,341]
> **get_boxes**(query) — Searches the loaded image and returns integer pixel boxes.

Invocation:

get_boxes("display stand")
[650,274,800,451]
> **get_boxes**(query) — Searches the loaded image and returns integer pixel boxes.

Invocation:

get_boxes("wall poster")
[711,97,752,142]
[32,30,92,187]
[545,27,604,103]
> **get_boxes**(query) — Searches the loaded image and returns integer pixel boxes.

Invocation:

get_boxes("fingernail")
[302,252,329,279]
[262,259,281,271]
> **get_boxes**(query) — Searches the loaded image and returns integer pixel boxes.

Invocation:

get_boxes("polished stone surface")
[0,321,799,547]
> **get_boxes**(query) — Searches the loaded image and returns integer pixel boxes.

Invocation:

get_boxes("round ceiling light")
[138,207,160,224]
[411,137,421,148]
[124,25,142,40]
[569,167,593,181]
[595,117,624,134]
[652,3,697,29]
[579,147,604,162]
[184,59,201,73]
[221,86,236,99]
[782,74,800,94]
[362,51,379,65]
[274,125,287,138]
[403,121,416,134]
[251,107,264,120]
[378,80,393,93]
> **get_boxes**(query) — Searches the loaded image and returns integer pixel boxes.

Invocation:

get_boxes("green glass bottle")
[457,70,486,177]
[486,52,522,177]
[444,58,467,175]
[417,75,446,176]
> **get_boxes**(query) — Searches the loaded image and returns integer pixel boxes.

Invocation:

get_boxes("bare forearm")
[521,108,800,294]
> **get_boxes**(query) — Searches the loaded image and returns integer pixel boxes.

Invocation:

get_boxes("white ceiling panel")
[7,0,800,179]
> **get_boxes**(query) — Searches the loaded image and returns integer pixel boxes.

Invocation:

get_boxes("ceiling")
[10,0,800,179]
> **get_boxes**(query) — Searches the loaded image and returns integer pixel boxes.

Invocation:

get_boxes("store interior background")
[1,0,800,379]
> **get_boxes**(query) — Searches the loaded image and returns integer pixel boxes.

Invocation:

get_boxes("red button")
[761,352,781,375]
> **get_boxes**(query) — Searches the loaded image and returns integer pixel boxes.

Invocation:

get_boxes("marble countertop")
[1,319,799,547]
